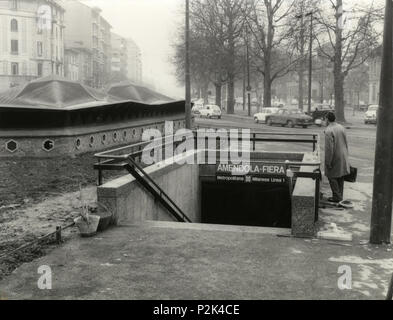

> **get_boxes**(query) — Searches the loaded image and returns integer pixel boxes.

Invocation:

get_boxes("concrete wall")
[97,156,200,226]
[291,152,320,237]
[0,116,187,157]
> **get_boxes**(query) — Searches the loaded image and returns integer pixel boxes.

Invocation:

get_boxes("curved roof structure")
[0,76,107,110]
[106,81,175,104]
[0,77,181,111]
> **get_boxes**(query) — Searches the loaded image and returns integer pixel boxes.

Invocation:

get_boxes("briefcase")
[344,166,357,183]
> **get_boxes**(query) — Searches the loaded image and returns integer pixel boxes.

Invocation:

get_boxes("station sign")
[215,163,288,184]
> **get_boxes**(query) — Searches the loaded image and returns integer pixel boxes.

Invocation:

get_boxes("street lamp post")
[370,0,393,244]
[185,0,192,129]
[307,11,313,114]
[246,27,251,117]
[296,11,314,113]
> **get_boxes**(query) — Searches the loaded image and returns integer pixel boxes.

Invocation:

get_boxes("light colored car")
[254,108,280,124]
[364,105,378,124]
[192,103,204,115]
[199,104,222,119]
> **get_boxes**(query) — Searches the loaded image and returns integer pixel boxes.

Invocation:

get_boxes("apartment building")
[61,1,111,88]
[126,38,142,84]
[368,46,382,105]
[0,0,65,91]
[111,32,127,78]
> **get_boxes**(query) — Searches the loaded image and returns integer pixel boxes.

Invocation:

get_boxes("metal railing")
[94,130,319,184]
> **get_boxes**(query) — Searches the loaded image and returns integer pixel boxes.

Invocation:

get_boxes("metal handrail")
[126,157,191,223]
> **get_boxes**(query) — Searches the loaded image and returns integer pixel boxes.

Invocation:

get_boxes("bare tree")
[345,64,369,110]
[314,0,382,122]
[172,22,214,104]
[246,0,301,108]
[287,0,315,110]
[190,0,248,113]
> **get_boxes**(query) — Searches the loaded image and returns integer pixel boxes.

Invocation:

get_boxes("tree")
[287,0,315,110]
[190,0,248,113]
[172,0,248,112]
[345,64,368,109]
[172,25,214,104]
[314,0,381,122]
[246,0,301,108]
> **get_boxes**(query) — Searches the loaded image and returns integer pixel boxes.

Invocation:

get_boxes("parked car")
[192,103,204,115]
[364,105,378,124]
[253,108,280,124]
[198,104,222,119]
[266,109,313,128]
[307,104,335,126]
[359,104,369,112]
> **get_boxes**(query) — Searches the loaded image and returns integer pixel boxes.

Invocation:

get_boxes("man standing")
[324,112,350,203]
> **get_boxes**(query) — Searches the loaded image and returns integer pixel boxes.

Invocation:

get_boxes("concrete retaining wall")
[291,152,320,237]
[97,156,200,226]
[0,117,187,157]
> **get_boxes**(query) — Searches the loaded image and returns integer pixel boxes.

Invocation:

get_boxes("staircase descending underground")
[124,156,192,223]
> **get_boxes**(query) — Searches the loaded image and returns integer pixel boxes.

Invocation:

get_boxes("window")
[11,0,18,10]
[37,63,43,77]
[11,62,18,75]
[11,40,18,54]
[6,140,18,152]
[10,19,18,32]
[37,41,43,57]
[42,140,54,152]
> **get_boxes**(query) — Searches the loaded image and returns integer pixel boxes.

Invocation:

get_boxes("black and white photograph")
[0,0,392,307]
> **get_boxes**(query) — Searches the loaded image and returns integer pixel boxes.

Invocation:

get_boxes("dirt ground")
[0,152,119,279]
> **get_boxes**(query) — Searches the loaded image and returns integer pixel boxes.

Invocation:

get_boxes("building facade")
[126,38,142,84]
[111,32,127,78]
[0,0,65,92]
[368,46,382,105]
[64,47,93,85]
[61,1,111,88]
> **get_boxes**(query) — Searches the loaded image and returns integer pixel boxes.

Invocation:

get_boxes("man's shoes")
[328,197,341,203]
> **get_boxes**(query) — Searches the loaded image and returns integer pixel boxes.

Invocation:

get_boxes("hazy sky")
[81,0,184,98]
[78,0,386,99]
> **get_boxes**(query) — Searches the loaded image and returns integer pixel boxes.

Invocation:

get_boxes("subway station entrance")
[201,181,291,228]
[94,130,321,237]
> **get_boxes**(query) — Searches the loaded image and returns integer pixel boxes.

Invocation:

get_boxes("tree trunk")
[242,76,246,111]
[202,83,209,105]
[227,74,235,114]
[334,73,345,122]
[298,68,304,110]
[263,58,272,108]
[215,82,222,108]
[298,8,305,110]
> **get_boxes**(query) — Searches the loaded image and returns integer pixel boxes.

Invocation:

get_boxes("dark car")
[307,105,335,126]
[266,109,313,128]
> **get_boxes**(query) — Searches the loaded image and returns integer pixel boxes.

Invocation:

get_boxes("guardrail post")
[97,159,103,186]
[56,226,62,244]
[312,135,316,152]
[386,273,393,300]
[315,174,320,222]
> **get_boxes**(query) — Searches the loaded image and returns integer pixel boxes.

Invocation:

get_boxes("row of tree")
[172,0,382,122]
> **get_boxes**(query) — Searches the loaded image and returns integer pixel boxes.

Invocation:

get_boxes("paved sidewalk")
[0,214,392,300]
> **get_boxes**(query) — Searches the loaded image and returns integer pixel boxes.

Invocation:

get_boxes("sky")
[81,0,184,99]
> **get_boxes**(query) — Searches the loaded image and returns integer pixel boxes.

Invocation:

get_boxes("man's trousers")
[328,177,345,202]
